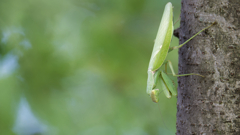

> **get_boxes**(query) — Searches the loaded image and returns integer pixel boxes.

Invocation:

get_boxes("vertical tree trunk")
[176,0,240,134]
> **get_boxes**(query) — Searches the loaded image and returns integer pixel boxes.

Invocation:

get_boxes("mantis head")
[151,89,160,103]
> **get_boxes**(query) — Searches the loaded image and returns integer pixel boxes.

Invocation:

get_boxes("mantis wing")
[148,2,174,72]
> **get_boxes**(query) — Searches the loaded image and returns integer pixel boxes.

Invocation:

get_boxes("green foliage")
[0,0,181,134]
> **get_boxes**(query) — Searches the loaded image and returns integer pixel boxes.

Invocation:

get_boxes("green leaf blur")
[0,0,181,134]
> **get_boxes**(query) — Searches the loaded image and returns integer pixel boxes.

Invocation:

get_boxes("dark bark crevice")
[174,28,180,38]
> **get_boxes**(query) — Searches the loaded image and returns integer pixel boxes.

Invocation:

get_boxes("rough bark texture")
[176,0,240,135]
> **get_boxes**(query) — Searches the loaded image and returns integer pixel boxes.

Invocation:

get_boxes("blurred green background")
[0,0,181,134]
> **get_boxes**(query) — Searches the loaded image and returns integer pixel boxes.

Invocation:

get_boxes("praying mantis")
[147,2,216,103]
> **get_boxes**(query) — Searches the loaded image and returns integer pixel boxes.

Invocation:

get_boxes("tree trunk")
[176,0,240,134]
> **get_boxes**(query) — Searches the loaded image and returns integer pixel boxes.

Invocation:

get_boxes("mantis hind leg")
[168,22,216,53]
[164,60,204,77]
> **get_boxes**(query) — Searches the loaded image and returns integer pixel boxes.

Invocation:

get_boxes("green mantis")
[147,2,215,103]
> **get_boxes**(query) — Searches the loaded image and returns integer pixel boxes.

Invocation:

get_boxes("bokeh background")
[0,0,181,134]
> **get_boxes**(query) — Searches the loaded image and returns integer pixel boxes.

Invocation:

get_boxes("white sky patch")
[13,97,48,135]
[0,53,18,79]
[1,27,25,44]
[19,39,32,50]
[1,26,32,50]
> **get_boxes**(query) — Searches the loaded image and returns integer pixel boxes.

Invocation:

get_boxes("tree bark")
[176,0,240,134]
